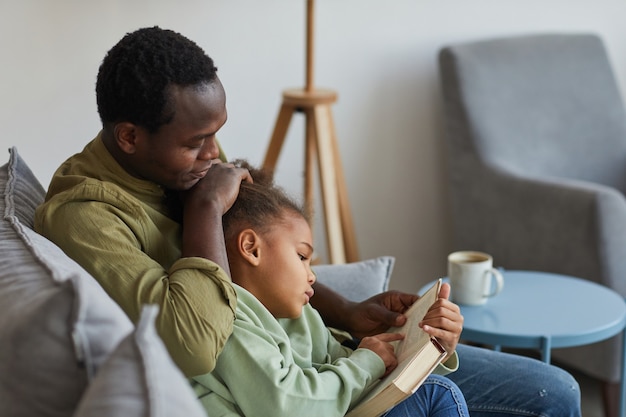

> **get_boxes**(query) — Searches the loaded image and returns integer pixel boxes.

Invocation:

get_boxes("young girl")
[192,161,468,417]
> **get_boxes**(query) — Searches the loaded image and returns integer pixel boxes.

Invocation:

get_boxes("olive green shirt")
[34,133,237,377]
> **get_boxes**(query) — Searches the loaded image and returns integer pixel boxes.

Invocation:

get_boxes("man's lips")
[191,169,209,179]
[190,162,213,179]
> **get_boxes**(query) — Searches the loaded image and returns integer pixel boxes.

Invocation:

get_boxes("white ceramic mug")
[448,251,504,306]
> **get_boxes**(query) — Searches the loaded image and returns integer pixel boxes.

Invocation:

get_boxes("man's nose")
[198,139,218,160]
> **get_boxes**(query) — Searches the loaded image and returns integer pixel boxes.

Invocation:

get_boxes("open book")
[346,279,446,417]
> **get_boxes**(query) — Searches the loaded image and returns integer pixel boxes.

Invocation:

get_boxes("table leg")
[619,329,626,416]
[540,336,552,363]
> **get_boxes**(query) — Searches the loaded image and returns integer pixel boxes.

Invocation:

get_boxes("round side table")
[420,270,626,416]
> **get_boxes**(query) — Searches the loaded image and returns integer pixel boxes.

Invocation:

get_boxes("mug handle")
[484,268,504,297]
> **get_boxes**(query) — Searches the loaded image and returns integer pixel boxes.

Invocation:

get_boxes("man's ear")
[238,229,261,266]
[113,122,140,154]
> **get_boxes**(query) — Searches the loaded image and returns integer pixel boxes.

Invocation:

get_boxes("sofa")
[0,147,395,417]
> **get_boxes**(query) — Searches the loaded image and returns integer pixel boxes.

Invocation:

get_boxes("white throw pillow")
[312,256,394,301]
[75,305,206,417]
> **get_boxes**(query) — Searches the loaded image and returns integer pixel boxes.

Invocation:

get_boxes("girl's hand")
[420,283,463,360]
[358,333,405,377]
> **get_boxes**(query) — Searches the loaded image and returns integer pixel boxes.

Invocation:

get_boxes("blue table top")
[422,270,626,349]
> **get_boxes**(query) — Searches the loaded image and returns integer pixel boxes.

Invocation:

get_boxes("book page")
[390,279,442,362]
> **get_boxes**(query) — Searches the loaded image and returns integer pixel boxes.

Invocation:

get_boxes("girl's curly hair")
[222,160,311,241]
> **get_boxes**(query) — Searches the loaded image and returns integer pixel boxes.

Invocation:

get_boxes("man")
[35,26,581,416]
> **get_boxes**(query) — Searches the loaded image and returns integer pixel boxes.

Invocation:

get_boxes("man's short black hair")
[96,26,218,133]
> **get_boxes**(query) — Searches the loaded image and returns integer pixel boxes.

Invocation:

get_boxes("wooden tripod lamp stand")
[262,0,358,264]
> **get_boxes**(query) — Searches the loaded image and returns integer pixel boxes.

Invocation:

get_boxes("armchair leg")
[602,381,619,417]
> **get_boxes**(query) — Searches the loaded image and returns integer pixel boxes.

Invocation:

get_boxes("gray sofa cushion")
[75,305,206,417]
[0,148,133,417]
[3,146,45,228]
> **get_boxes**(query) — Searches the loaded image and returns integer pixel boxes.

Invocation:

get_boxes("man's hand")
[344,291,419,339]
[419,283,463,359]
[180,160,252,274]
[183,160,253,215]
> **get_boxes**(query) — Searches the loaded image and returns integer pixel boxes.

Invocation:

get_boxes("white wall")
[3,0,626,294]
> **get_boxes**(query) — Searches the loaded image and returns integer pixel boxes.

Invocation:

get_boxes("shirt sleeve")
[35,195,236,377]
[436,351,460,374]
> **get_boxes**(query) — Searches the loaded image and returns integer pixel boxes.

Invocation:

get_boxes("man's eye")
[188,139,206,150]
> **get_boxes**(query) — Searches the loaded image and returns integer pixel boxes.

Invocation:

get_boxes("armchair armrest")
[452,165,626,295]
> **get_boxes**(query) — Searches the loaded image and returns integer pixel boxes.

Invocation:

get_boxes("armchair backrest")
[439,33,626,191]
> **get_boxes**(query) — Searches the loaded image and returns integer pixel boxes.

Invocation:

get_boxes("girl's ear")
[238,229,261,266]
[114,122,140,154]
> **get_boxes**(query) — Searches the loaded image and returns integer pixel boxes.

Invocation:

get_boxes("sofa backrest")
[0,148,205,417]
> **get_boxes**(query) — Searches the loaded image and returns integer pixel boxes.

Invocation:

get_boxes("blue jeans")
[384,374,469,417]
[447,344,582,417]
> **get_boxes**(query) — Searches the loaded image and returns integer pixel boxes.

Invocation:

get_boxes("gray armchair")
[438,32,626,401]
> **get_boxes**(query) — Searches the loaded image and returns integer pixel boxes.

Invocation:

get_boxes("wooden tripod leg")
[304,108,316,219]
[263,103,296,172]
[304,110,321,264]
[325,109,359,263]
[313,104,346,264]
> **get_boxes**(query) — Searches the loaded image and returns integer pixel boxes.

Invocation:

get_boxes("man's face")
[130,80,227,191]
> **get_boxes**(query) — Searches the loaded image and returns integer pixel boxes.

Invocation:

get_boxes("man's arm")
[36,198,236,377]
[311,282,419,339]
[181,160,252,276]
